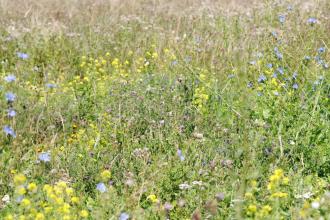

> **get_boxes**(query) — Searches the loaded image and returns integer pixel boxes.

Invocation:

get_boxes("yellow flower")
[27,182,38,193]
[18,215,26,220]
[5,214,14,220]
[245,192,253,199]
[271,192,288,198]
[17,186,27,195]
[35,213,45,220]
[14,174,26,185]
[71,196,80,204]
[44,206,53,213]
[247,204,257,215]
[261,205,272,214]
[80,210,89,218]
[66,187,74,196]
[147,194,159,203]
[100,170,111,181]
[282,177,289,185]
[21,198,31,207]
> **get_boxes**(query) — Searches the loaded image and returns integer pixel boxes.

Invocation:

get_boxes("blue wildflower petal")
[4,74,16,83]
[5,92,16,102]
[119,212,130,220]
[38,152,51,162]
[96,182,107,193]
[3,125,16,138]
[17,52,29,59]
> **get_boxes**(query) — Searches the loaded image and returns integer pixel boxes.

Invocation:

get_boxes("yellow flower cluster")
[7,174,89,220]
[147,194,159,203]
[193,70,210,112]
[267,168,289,191]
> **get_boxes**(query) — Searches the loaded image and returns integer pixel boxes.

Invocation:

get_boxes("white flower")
[311,201,320,209]
[179,183,191,190]
[192,181,203,186]
[2,194,10,204]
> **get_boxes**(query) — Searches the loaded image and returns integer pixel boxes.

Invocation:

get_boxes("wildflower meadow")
[0,0,329,219]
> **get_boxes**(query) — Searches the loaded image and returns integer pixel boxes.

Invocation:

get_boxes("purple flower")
[5,92,16,102]
[3,125,16,138]
[96,182,107,193]
[258,75,267,83]
[119,212,130,220]
[307,17,317,25]
[4,74,16,83]
[17,52,29,59]
[267,63,273,68]
[7,109,16,117]
[38,152,51,162]
[292,83,298,89]
[278,15,286,24]
[177,149,185,161]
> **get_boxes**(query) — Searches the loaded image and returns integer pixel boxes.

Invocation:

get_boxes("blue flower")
[277,67,284,75]
[267,63,273,68]
[272,73,278,78]
[307,17,317,25]
[292,83,298,89]
[258,75,267,83]
[292,72,298,80]
[247,82,253,88]
[119,212,130,220]
[38,152,51,162]
[177,149,185,161]
[96,182,107,193]
[318,47,325,53]
[274,47,283,60]
[17,52,29,59]
[278,15,286,24]
[5,92,16,102]
[46,83,57,89]
[4,74,16,83]
[304,56,311,61]
[249,60,256,65]
[3,125,16,138]
[7,109,16,117]
[171,60,178,66]
[271,31,278,39]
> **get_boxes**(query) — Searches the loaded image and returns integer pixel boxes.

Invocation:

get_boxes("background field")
[0,0,329,219]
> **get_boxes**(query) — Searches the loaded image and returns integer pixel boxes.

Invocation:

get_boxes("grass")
[0,0,329,219]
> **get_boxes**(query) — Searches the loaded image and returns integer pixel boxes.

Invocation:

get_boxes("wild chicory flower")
[278,15,286,24]
[119,212,130,220]
[307,17,317,25]
[17,52,29,59]
[7,109,16,117]
[3,125,16,138]
[274,47,283,60]
[96,182,107,193]
[38,152,51,162]
[4,74,16,83]
[5,92,16,102]
[177,149,185,161]
[318,47,325,53]
[258,75,267,83]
